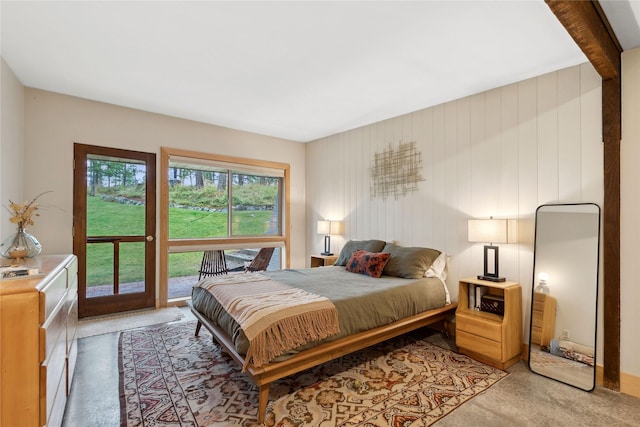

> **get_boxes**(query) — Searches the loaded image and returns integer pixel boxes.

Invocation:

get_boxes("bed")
[188,240,457,422]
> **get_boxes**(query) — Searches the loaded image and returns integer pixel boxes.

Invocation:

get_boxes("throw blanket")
[195,273,340,370]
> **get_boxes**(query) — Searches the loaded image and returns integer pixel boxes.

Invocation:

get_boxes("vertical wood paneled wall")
[620,47,640,381]
[306,63,602,327]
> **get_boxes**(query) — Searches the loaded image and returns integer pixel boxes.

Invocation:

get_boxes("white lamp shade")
[329,221,343,235]
[468,219,518,244]
[317,220,330,235]
[317,220,343,235]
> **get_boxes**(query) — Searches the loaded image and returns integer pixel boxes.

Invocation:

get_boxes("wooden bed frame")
[187,300,457,423]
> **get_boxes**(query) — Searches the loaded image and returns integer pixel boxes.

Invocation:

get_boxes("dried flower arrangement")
[1,192,51,261]
[5,191,51,228]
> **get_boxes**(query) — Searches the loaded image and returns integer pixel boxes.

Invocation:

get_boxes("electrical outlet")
[562,329,570,339]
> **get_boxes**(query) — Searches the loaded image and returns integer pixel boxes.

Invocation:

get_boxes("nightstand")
[455,277,522,369]
[310,255,338,268]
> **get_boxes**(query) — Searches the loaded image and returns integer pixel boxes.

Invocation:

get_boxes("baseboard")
[595,364,640,398]
[621,371,640,398]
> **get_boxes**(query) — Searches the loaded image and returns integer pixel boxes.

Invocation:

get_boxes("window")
[159,148,290,303]
[167,158,283,239]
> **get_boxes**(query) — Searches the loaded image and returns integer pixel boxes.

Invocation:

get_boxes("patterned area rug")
[119,321,507,426]
[529,345,585,368]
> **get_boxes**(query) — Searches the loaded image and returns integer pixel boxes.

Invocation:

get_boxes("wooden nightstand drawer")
[456,313,502,342]
[455,278,522,369]
[456,330,502,361]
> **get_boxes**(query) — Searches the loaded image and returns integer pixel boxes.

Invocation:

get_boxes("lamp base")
[321,235,333,257]
[477,275,506,282]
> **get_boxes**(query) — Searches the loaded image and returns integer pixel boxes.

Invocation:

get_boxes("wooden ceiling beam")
[545,0,622,391]
[546,0,620,78]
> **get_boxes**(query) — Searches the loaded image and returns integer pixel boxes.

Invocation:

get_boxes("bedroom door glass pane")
[85,156,147,298]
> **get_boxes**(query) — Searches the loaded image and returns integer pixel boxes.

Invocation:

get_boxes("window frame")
[159,147,290,305]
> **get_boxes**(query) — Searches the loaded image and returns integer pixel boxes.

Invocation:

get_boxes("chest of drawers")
[0,254,78,427]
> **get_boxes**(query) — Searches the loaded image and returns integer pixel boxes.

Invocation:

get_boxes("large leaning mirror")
[528,203,600,391]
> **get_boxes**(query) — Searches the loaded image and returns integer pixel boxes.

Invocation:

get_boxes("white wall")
[621,46,640,381]
[306,62,603,342]
[0,58,25,236]
[22,89,307,269]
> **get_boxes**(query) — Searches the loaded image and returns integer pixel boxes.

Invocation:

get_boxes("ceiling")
[2,1,639,143]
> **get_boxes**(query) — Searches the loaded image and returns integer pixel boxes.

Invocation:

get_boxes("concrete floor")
[62,307,640,426]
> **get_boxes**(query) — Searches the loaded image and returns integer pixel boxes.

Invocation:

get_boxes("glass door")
[73,144,156,318]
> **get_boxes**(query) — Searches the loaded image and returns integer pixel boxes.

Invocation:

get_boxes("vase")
[0,227,42,260]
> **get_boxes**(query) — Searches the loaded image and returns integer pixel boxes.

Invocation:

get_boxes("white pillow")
[425,252,449,280]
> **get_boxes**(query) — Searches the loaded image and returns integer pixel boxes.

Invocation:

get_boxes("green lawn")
[86,196,272,285]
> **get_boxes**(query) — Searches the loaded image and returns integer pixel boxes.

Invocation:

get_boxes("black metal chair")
[198,250,228,279]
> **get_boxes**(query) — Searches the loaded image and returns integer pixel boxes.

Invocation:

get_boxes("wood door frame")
[73,143,157,318]
[545,0,622,390]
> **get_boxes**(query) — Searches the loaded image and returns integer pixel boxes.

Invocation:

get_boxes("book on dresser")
[468,284,491,311]
[475,285,488,310]
[0,266,41,280]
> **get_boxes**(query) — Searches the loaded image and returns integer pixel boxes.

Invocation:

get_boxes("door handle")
[146,235,154,242]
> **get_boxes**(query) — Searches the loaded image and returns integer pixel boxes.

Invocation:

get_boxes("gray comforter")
[191,266,448,357]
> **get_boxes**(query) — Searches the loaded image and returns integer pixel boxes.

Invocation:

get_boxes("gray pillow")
[334,239,386,266]
[382,242,441,279]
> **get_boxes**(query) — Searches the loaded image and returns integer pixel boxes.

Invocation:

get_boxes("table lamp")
[468,217,517,282]
[317,220,342,256]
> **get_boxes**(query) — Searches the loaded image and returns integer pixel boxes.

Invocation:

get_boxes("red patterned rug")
[119,321,507,426]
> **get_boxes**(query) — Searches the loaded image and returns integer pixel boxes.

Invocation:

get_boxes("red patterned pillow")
[345,250,391,278]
